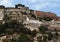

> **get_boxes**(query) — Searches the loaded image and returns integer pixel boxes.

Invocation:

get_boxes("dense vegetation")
[0,20,59,42]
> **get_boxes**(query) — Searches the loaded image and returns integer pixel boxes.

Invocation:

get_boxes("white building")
[48,20,60,30]
[23,17,42,31]
[23,17,42,24]
[0,8,4,20]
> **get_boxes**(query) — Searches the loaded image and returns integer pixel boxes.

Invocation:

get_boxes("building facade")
[0,4,59,24]
[0,4,31,24]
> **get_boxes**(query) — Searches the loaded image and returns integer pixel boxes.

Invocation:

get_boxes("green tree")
[18,34,32,42]
[38,26,48,34]
[55,32,59,37]
[3,39,12,42]
[53,32,59,42]
[31,30,37,37]
[43,36,48,42]
[43,16,53,21]
[38,26,48,42]
[48,32,53,41]
[37,36,43,42]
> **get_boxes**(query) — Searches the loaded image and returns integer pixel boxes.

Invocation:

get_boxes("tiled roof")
[35,11,57,18]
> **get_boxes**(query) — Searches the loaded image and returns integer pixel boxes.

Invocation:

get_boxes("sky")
[0,0,60,16]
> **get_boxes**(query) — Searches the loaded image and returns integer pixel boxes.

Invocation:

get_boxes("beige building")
[4,4,30,22]
[0,6,5,24]
[0,4,31,23]
[49,20,60,30]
